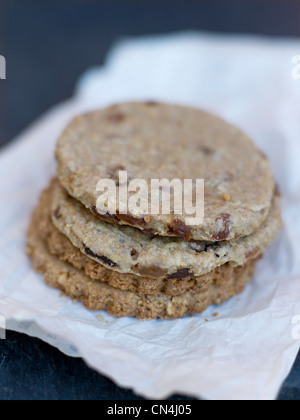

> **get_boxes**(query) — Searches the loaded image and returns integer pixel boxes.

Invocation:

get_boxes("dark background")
[0,0,300,400]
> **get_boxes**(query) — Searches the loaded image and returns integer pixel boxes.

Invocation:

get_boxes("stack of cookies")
[27,103,282,320]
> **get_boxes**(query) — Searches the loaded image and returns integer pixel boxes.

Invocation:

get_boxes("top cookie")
[56,102,275,241]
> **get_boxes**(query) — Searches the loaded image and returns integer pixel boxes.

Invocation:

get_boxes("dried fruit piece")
[168,219,192,241]
[213,214,231,241]
[130,249,139,260]
[53,207,62,219]
[84,246,118,268]
[116,212,147,227]
[91,206,120,224]
[167,268,193,280]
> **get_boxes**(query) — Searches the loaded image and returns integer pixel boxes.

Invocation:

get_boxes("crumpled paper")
[1,32,300,400]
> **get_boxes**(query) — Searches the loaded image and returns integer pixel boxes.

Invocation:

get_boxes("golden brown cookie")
[27,217,260,320]
[56,102,275,242]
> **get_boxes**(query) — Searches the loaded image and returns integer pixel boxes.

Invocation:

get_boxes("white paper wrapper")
[1,32,300,400]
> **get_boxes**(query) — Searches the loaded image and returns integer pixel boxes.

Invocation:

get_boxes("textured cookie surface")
[56,102,275,241]
[50,179,282,279]
[27,218,260,320]
[34,182,262,296]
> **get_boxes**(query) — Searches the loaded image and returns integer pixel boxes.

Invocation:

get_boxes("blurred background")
[0,0,300,400]
[1,0,300,148]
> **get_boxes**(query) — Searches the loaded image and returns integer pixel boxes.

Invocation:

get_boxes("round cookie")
[56,102,275,242]
[27,217,260,320]
[34,181,261,296]
[50,179,282,279]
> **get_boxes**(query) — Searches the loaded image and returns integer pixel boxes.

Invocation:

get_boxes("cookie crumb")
[213,312,219,317]
[144,215,151,224]
[97,314,104,322]
[223,193,231,201]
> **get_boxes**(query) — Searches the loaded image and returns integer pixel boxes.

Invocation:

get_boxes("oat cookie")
[56,103,275,241]
[27,219,260,320]
[50,179,282,279]
[34,182,262,296]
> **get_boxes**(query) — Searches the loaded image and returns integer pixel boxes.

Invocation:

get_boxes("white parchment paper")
[1,32,300,400]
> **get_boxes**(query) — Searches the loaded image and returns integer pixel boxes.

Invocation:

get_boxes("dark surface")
[0,330,299,401]
[0,331,196,401]
[0,0,300,400]
[1,0,300,147]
